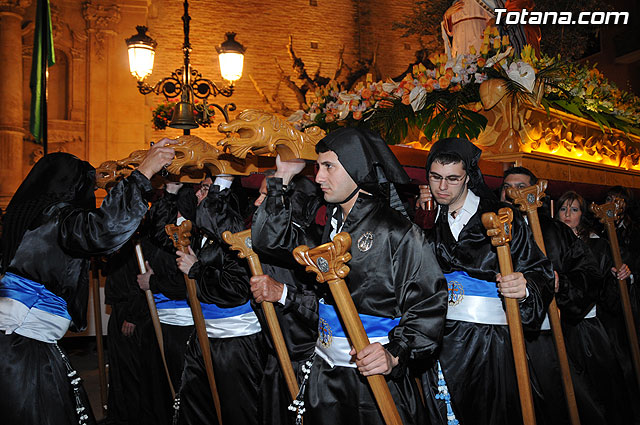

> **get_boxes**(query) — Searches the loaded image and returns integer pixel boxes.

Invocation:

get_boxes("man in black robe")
[0,141,176,425]
[137,180,210,389]
[104,240,161,425]
[252,127,448,425]
[501,167,633,425]
[419,138,555,425]
[175,176,266,425]
[249,171,322,425]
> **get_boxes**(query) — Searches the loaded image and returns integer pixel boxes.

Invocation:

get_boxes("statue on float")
[442,0,541,58]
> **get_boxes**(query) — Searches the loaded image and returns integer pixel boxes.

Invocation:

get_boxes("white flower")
[287,110,305,122]
[382,81,399,93]
[409,86,427,112]
[503,61,536,93]
[338,93,360,103]
[485,46,513,68]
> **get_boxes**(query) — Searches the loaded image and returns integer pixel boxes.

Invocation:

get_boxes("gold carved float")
[95,135,258,188]
[217,109,325,161]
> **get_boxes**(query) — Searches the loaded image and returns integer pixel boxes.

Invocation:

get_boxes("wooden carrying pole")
[134,243,176,399]
[165,221,223,425]
[91,260,108,416]
[481,208,537,425]
[590,198,640,387]
[292,232,403,425]
[222,229,299,400]
[507,181,580,425]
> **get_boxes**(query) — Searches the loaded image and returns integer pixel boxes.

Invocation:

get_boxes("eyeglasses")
[429,173,467,186]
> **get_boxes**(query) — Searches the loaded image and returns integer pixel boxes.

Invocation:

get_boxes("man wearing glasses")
[418,137,555,425]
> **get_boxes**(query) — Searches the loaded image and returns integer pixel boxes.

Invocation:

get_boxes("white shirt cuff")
[214,176,233,190]
[278,284,288,305]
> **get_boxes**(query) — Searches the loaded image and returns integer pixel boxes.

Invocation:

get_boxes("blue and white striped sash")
[153,293,194,326]
[0,273,71,343]
[315,300,400,368]
[201,300,261,338]
[445,271,507,325]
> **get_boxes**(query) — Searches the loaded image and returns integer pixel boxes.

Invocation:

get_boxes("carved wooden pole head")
[95,135,256,188]
[293,232,352,284]
[165,220,193,253]
[221,229,254,260]
[481,207,514,247]
[590,196,625,226]
[507,180,548,213]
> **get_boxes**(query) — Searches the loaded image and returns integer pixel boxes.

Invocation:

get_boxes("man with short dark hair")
[419,138,555,425]
[252,127,448,425]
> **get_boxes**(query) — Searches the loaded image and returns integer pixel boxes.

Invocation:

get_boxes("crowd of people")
[1,129,639,425]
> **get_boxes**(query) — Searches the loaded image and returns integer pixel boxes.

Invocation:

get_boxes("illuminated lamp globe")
[125,26,157,81]
[216,32,246,83]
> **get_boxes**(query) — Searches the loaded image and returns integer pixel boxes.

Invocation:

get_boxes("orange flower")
[353,110,363,120]
[401,94,411,105]
[477,57,486,68]
[438,76,450,90]
[361,88,372,99]
[325,114,335,123]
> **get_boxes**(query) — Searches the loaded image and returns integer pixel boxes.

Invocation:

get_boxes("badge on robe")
[318,318,332,347]
[357,232,374,252]
[448,279,464,306]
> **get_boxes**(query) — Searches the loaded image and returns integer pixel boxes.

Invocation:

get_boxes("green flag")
[29,0,56,144]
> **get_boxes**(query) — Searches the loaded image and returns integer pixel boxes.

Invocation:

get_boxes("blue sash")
[153,293,194,326]
[445,271,507,325]
[316,301,400,368]
[0,272,72,343]
[201,300,261,338]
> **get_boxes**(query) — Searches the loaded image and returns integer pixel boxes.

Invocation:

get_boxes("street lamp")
[125,0,246,133]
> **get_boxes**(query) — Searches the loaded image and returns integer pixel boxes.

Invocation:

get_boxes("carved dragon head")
[217,109,325,160]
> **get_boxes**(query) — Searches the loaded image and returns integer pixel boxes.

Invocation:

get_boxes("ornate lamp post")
[125,0,245,134]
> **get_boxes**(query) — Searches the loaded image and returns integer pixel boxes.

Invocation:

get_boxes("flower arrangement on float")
[287,25,640,144]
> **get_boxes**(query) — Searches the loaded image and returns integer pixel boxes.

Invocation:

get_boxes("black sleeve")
[188,243,252,307]
[252,177,323,266]
[385,225,448,374]
[545,221,603,321]
[510,213,556,331]
[59,171,152,256]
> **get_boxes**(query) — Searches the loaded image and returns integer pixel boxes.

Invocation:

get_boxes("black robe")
[537,214,632,425]
[252,177,448,425]
[427,196,556,425]
[104,241,173,425]
[251,175,321,425]
[142,189,197,393]
[588,235,640,423]
[177,185,266,425]
[0,171,152,425]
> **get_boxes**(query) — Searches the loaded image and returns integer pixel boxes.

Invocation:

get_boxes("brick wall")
[143,0,422,141]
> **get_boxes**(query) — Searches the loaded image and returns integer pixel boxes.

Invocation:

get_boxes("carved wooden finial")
[165,220,193,253]
[222,229,254,261]
[292,232,352,283]
[590,196,625,226]
[482,207,514,247]
[507,180,548,213]
[95,135,257,188]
